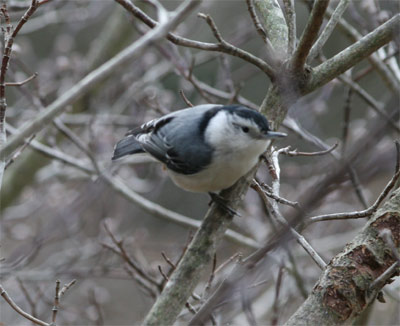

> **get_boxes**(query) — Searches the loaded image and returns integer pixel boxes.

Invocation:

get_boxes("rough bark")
[285,189,400,326]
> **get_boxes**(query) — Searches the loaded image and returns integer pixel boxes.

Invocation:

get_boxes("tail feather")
[112,136,144,160]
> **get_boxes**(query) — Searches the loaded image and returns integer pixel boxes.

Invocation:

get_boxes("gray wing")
[138,104,221,174]
[112,114,175,161]
[112,135,144,160]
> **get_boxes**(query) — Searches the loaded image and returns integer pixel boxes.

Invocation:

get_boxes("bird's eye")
[241,126,249,133]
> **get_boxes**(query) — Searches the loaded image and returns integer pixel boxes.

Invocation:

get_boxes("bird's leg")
[208,192,240,217]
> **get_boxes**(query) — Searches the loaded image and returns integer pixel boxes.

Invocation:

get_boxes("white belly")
[168,142,266,192]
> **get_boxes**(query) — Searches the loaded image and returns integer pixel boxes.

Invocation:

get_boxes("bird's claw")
[208,192,240,217]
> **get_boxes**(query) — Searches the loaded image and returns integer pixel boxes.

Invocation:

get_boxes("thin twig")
[291,0,330,71]
[160,250,203,303]
[58,279,76,298]
[245,0,267,40]
[244,0,279,65]
[16,278,37,318]
[116,0,275,77]
[258,156,326,270]
[282,0,296,55]
[102,222,159,287]
[341,86,353,155]
[158,261,199,315]
[322,3,400,94]
[0,284,50,326]
[1,0,200,160]
[179,89,194,107]
[305,168,400,227]
[5,72,38,86]
[4,134,35,169]
[308,0,351,62]
[347,165,369,209]
[52,117,100,172]
[51,280,60,324]
[158,265,169,283]
[204,253,217,294]
[353,49,399,82]
[395,141,400,174]
[87,288,105,326]
[278,143,338,157]
[271,264,285,326]
[161,251,176,270]
[252,180,300,210]
[199,11,278,71]
[240,282,257,326]
[6,123,94,174]
[214,252,242,275]
[369,262,399,292]
[0,0,45,191]
[379,229,400,265]
[305,14,400,94]
[197,13,223,42]
[339,74,400,133]
[101,173,260,249]
[185,302,198,315]
[123,264,158,298]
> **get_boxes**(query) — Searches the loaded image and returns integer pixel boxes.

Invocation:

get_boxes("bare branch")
[251,180,300,210]
[341,86,353,154]
[198,12,275,77]
[58,279,76,298]
[278,143,338,157]
[103,222,159,287]
[395,140,400,174]
[0,0,200,160]
[6,123,94,174]
[179,89,194,107]
[0,0,45,190]
[16,278,37,318]
[308,0,351,62]
[4,134,35,169]
[0,284,50,326]
[291,0,330,71]
[253,0,288,56]
[5,72,38,86]
[51,280,60,324]
[282,0,296,55]
[285,189,400,325]
[143,165,257,326]
[246,0,267,40]
[115,0,275,77]
[271,264,285,326]
[101,172,260,249]
[305,168,400,227]
[253,177,326,270]
[339,74,400,133]
[324,5,400,94]
[379,229,400,265]
[305,14,400,93]
[369,262,399,292]
[161,251,176,270]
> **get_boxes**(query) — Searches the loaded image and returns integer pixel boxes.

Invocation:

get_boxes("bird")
[112,104,286,213]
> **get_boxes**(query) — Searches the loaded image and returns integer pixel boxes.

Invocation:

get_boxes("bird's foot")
[208,192,240,217]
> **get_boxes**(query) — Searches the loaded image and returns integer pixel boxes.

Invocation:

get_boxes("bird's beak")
[265,131,287,138]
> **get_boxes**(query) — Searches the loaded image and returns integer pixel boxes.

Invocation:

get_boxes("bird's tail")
[112,136,144,160]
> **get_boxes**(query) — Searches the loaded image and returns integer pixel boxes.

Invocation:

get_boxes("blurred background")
[1,0,399,325]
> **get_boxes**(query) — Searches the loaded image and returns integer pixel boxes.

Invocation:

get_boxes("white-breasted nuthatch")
[112,104,286,194]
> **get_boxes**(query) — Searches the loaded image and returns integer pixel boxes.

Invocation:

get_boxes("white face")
[204,111,268,152]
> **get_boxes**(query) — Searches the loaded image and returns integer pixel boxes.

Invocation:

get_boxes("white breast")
[168,139,269,193]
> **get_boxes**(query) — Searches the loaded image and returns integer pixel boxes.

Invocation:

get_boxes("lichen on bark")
[285,189,400,326]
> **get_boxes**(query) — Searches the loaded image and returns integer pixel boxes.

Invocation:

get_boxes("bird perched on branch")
[112,104,286,213]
